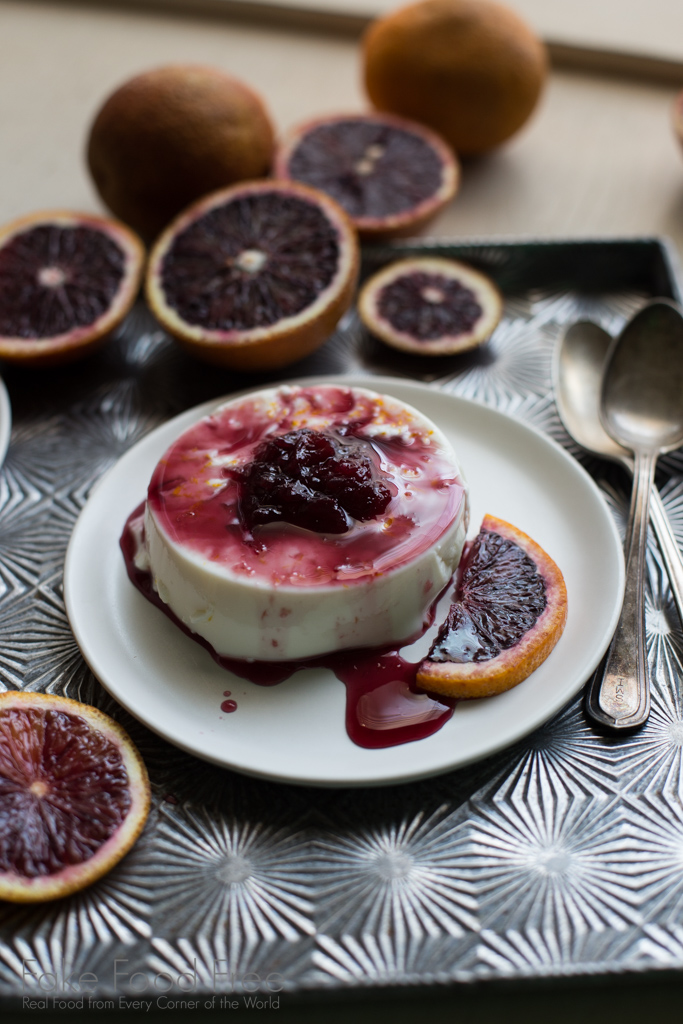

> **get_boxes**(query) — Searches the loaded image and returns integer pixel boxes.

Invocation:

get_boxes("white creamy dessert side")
[126,384,469,661]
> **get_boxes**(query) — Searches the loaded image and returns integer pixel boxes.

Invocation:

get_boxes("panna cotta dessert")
[126,384,468,661]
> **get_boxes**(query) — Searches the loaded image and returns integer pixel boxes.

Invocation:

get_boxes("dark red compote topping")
[228,426,392,534]
[145,385,464,589]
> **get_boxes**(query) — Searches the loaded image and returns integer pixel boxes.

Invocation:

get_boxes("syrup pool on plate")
[121,508,457,748]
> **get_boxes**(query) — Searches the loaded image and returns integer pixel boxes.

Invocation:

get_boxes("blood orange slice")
[146,180,359,371]
[274,112,458,240]
[0,692,150,902]
[0,211,144,367]
[358,256,502,355]
[417,515,567,698]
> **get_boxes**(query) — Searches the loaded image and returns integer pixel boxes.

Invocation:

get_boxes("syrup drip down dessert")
[121,384,472,747]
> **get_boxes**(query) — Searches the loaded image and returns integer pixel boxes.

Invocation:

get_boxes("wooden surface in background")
[4,0,683,261]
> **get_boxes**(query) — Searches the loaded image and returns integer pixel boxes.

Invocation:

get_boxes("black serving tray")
[2,237,683,1004]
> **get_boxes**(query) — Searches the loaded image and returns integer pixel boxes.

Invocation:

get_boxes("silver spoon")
[594,300,683,728]
[556,320,683,635]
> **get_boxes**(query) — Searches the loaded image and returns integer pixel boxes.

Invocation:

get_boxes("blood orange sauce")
[147,385,464,591]
[121,504,457,749]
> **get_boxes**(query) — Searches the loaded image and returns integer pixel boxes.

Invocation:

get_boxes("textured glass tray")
[2,237,683,1004]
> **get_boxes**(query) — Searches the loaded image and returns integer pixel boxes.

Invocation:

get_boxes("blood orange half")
[358,256,502,355]
[274,112,459,240]
[417,515,567,698]
[0,211,144,367]
[146,180,359,371]
[0,692,150,902]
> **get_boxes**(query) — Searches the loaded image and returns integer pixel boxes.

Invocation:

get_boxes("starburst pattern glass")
[1,240,683,998]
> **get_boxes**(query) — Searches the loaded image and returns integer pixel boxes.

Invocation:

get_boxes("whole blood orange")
[0,210,144,367]
[358,256,502,355]
[0,692,150,902]
[274,113,458,240]
[146,180,359,371]
[417,515,567,698]
[87,65,275,241]
[363,0,548,156]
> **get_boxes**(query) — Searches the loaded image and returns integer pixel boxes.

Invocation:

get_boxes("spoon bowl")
[596,299,683,727]
[602,304,683,452]
[556,319,683,649]
[555,321,629,464]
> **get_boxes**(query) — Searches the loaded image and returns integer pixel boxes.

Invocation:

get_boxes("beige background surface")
[74,0,683,79]
[359,0,683,62]
[183,0,683,64]
[4,0,683,261]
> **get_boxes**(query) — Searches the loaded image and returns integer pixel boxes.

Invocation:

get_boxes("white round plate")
[64,377,624,787]
[0,376,12,467]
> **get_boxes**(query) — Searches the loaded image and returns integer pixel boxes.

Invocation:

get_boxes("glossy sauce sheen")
[147,386,464,588]
[121,505,457,749]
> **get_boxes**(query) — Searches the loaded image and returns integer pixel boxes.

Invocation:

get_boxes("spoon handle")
[616,454,683,629]
[618,458,683,626]
[587,449,654,729]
